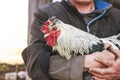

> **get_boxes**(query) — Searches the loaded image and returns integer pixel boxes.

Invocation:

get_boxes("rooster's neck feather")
[53,22,100,59]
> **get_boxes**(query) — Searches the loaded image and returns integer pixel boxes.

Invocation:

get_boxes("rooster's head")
[40,16,61,47]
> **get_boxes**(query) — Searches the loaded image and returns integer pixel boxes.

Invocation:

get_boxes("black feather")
[89,40,104,53]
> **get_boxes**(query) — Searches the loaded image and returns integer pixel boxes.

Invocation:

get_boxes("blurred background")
[0,0,61,80]
[0,0,28,80]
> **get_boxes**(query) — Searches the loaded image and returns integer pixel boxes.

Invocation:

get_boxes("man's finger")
[89,68,111,75]
[93,76,107,80]
[90,69,105,77]
[109,45,120,58]
[94,57,114,66]
[90,70,115,80]
[104,43,111,50]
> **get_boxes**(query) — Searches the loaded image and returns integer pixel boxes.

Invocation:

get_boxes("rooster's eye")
[52,23,56,26]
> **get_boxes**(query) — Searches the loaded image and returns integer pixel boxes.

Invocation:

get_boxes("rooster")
[40,16,120,60]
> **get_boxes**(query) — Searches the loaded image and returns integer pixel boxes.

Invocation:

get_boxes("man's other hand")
[89,44,120,80]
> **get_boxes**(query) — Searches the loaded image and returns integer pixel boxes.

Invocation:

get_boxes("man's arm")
[22,43,52,80]
[49,49,115,80]
[49,55,85,80]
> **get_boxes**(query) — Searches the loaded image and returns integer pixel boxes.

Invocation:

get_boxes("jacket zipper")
[86,9,107,33]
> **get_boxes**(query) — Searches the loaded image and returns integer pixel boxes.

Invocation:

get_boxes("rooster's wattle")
[40,16,120,60]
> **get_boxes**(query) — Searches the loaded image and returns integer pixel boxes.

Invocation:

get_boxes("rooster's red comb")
[40,16,57,33]
[40,21,50,34]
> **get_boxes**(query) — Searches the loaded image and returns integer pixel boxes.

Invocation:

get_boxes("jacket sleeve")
[22,9,53,80]
[49,55,85,80]
[22,43,53,80]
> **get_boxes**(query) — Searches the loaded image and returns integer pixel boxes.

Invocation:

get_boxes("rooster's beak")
[44,33,50,38]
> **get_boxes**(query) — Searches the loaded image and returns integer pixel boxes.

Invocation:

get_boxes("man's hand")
[84,50,115,71]
[89,45,120,80]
